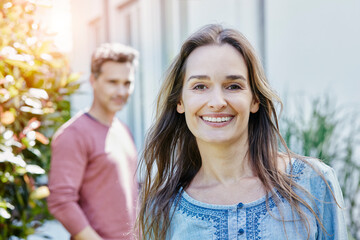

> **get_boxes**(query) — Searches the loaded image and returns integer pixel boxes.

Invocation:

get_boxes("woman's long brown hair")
[137,24,333,239]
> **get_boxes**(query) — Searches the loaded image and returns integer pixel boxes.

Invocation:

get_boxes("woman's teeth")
[202,116,232,123]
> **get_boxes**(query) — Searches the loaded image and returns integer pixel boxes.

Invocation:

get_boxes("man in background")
[48,43,139,240]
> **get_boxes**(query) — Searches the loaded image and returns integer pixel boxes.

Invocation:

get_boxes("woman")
[138,24,347,239]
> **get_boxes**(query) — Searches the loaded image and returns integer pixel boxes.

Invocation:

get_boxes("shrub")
[0,0,80,238]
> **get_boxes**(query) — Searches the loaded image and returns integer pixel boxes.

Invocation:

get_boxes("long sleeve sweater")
[47,113,138,239]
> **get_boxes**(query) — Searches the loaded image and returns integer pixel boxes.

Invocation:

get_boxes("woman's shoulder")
[290,157,341,195]
[292,157,336,178]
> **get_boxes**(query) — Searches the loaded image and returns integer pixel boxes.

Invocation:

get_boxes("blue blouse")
[166,158,348,240]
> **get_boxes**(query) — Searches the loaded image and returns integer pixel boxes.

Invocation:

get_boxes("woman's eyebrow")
[187,75,210,82]
[187,74,247,82]
[226,75,247,81]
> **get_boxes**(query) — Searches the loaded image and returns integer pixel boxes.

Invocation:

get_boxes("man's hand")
[73,226,103,240]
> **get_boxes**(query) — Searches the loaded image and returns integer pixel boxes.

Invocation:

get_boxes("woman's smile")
[200,115,234,127]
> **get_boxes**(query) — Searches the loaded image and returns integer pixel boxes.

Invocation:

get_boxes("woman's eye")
[193,84,207,90]
[227,84,241,90]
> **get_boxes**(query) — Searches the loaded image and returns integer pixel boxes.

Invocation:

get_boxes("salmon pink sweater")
[48,113,138,239]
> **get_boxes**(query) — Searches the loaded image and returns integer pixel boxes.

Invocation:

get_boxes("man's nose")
[207,87,227,110]
[116,84,129,96]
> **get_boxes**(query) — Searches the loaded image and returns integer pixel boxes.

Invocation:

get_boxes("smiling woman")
[137,24,348,240]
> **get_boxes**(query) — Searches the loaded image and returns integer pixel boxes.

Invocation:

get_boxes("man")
[48,43,139,240]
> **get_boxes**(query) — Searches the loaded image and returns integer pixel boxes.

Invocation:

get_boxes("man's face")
[91,61,135,115]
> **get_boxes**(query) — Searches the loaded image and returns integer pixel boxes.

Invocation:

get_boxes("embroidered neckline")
[175,158,308,240]
[181,158,306,209]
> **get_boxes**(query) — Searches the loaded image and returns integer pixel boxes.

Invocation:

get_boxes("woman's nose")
[207,87,227,110]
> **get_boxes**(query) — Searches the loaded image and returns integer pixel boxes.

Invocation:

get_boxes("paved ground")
[28,220,70,240]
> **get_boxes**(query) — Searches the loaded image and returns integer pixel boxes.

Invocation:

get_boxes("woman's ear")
[250,97,260,113]
[177,100,185,114]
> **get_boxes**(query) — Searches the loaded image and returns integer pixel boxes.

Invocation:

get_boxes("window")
[89,17,102,51]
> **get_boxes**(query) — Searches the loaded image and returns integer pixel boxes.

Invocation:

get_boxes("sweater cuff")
[50,203,90,236]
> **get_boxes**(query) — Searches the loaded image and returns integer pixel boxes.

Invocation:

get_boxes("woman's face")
[177,44,259,146]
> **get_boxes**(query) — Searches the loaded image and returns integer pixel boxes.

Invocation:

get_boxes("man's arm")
[74,226,103,240]
[47,127,93,236]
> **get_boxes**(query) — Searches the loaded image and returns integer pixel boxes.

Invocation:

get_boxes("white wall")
[266,0,360,109]
[185,0,261,52]
[69,0,104,118]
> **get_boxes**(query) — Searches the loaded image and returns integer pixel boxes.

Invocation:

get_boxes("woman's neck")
[195,139,255,186]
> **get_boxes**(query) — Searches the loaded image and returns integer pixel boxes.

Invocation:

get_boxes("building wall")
[266,0,360,110]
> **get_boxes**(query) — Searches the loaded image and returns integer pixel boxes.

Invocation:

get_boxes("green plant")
[0,0,80,238]
[280,95,360,239]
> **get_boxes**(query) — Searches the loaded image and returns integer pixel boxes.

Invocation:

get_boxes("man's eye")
[193,84,207,90]
[227,84,241,90]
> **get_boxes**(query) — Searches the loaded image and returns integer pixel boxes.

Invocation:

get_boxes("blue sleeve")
[317,167,348,240]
